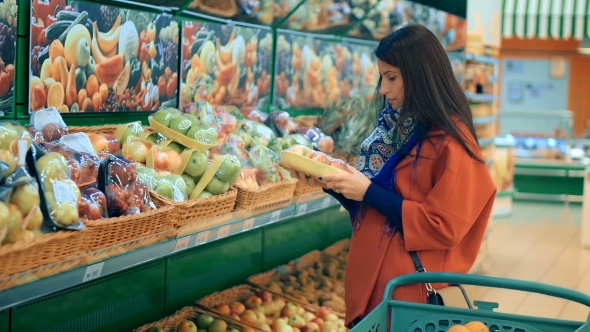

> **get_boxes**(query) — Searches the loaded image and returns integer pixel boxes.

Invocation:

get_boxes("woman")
[288,24,496,327]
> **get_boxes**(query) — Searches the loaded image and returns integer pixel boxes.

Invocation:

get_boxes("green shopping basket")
[350,272,590,332]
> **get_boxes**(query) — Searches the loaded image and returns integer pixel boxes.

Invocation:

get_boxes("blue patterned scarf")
[352,103,427,236]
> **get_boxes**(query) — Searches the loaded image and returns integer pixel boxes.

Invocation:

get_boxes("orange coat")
[344,123,496,326]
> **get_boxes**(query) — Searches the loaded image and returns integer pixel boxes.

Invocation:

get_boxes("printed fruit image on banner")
[273,31,378,110]
[180,21,272,109]
[29,1,180,113]
[0,0,17,117]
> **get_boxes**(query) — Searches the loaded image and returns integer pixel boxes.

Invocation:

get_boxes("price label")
[322,197,331,209]
[17,140,27,166]
[195,230,210,245]
[297,204,308,216]
[53,180,78,203]
[174,236,190,251]
[243,218,255,231]
[83,262,104,282]
[270,210,281,223]
[217,225,230,239]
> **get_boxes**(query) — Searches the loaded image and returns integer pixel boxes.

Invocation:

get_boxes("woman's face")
[377,59,404,109]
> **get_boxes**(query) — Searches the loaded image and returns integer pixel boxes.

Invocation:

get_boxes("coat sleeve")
[401,139,496,251]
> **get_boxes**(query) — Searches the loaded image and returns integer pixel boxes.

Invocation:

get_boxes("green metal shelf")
[0,196,341,312]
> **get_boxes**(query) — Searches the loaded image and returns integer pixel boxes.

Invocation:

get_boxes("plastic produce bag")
[241,120,275,148]
[133,180,155,213]
[40,142,100,188]
[78,187,107,221]
[268,110,298,136]
[97,155,138,218]
[235,168,260,190]
[26,145,84,230]
[248,145,280,185]
[298,126,335,153]
[30,107,69,142]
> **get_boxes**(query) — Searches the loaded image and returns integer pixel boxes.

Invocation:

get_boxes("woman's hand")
[320,166,372,201]
[281,165,325,188]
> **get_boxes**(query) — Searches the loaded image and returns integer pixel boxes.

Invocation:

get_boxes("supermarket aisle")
[466,201,590,321]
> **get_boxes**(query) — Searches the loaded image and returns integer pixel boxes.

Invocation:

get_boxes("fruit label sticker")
[297,204,308,216]
[217,225,230,239]
[243,218,255,231]
[174,236,190,251]
[53,180,78,203]
[83,262,104,282]
[195,230,210,245]
[270,210,281,223]
[17,140,27,165]
[322,197,331,209]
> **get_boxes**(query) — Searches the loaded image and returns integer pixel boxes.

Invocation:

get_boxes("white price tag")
[297,204,308,215]
[53,180,78,203]
[174,236,190,251]
[217,225,230,239]
[322,197,331,209]
[243,218,255,231]
[83,262,104,282]
[17,140,27,166]
[270,210,281,222]
[195,230,210,245]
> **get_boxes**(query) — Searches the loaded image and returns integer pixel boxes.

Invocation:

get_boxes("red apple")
[316,307,333,320]
[245,295,263,309]
[103,134,121,154]
[311,318,324,326]
[305,322,320,332]
[311,153,330,165]
[214,304,231,316]
[88,133,109,153]
[281,303,298,318]
[241,309,259,326]
[231,313,241,321]
[257,290,273,302]
[230,301,246,315]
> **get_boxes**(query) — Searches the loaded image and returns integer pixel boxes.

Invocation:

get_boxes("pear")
[5,204,23,234]
[26,207,44,230]
[208,319,228,332]
[3,229,35,245]
[11,183,40,215]
[51,201,79,226]
[0,201,8,229]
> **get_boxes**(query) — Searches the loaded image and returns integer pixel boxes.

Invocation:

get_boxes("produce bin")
[350,272,590,332]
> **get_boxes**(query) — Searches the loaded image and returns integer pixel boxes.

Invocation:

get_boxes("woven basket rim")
[0,230,77,255]
[150,186,238,208]
[82,204,174,227]
[236,180,298,194]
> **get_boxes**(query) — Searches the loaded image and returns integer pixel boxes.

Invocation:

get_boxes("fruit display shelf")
[0,195,341,312]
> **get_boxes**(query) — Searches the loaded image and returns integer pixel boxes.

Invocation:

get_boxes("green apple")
[186,125,218,144]
[169,114,192,135]
[205,177,230,195]
[184,151,208,178]
[185,113,202,128]
[216,155,241,184]
[152,109,176,127]
[177,320,197,332]
[153,177,175,199]
[167,174,188,201]
[197,314,215,329]
[120,122,145,143]
[146,327,164,332]
[238,129,253,148]
[182,174,196,195]
[167,142,185,154]
[198,191,213,199]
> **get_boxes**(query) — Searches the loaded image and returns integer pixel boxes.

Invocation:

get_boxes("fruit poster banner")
[273,30,332,109]
[180,20,272,110]
[0,0,16,117]
[348,0,467,52]
[29,1,180,114]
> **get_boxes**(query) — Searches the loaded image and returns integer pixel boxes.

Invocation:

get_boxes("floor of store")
[466,201,589,322]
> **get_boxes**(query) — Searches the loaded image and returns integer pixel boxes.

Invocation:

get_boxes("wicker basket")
[68,125,119,135]
[194,0,238,17]
[235,181,296,210]
[247,270,346,317]
[233,197,293,220]
[135,306,260,332]
[294,181,323,198]
[82,200,175,252]
[322,239,350,258]
[176,213,233,237]
[150,187,238,229]
[81,229,174,265]
[0,230,85,279]
[196,284,318,329]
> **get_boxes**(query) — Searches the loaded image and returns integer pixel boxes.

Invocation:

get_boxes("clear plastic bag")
[30,107,69,142]
[78,186,107,221]
[0,175,45,244]
[235,168,260,190]
[269,110,298,136]
[248,145,280,185]
[40,142,100,188]
[27,145,84,230]
[241,120,275,148]
[97,155,138,218]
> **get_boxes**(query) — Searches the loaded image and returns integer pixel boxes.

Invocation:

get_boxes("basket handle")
[383,272,590,308]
